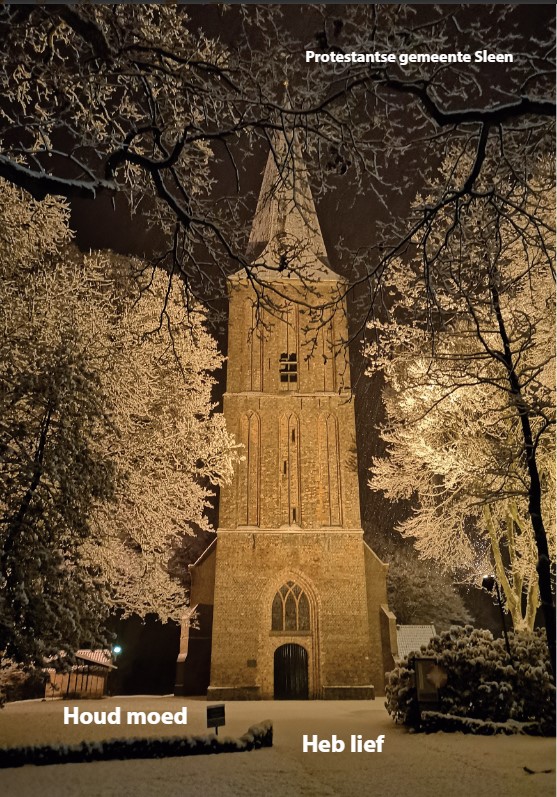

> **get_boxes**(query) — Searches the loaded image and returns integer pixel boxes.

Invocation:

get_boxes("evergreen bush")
[385,626,555,735]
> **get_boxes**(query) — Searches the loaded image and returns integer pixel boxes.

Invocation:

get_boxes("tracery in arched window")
[271,581,310,631]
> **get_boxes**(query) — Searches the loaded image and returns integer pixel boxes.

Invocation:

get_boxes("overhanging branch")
[0,154,116,201]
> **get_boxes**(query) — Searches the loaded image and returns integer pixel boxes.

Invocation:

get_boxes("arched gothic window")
[271,581,310,631]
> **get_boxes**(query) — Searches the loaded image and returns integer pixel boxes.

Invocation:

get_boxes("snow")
[0,696,554,797]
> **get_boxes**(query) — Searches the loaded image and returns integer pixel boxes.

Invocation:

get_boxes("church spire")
[246,132,342,282]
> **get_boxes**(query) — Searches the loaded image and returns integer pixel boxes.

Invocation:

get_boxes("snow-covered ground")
[0,696,554,797]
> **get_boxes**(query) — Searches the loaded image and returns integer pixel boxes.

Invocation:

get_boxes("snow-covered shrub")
[385,626,555,735]
[0,659,45,706]
[0,658,28,706]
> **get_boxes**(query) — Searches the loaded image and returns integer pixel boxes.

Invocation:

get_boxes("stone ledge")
[207,685,262,701]
[321,685,375,700]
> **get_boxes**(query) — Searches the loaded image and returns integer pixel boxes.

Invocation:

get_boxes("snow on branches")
[365,157,556,633]
[85,254,239,623]
[0,180,238,665]
[0,5,553,308]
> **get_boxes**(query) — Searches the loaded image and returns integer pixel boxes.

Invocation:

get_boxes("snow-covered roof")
[74,649,115,669]
[44,649,116,670]
[396,625,437,661]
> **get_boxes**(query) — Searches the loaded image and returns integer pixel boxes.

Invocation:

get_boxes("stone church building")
[175,136,397,699]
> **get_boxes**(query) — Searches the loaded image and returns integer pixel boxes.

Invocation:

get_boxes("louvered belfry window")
[279,352,298,383]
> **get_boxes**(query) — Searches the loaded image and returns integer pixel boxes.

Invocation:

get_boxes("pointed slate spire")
[245,132,342,283]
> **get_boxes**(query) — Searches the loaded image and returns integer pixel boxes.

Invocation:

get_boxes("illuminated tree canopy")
[366,158,555,648]
[0,180,237,665]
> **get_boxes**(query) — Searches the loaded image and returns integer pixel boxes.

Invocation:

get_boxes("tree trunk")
[0,404,52,657]
[490,278,556,678]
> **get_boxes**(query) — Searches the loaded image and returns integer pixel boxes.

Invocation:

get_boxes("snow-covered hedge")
[0,662,45,707]
[0,721,273,768]
[0,659,28,707]
[385,626,555,735]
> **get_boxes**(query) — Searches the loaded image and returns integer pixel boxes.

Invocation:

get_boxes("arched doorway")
[274,643,308,699]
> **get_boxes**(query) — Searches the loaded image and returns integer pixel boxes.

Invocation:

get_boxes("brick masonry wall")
[196,276,394,699]
[209,531,381,698]
[219,394,362,531]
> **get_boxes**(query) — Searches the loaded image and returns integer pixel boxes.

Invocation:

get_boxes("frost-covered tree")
[0,5,553,307]
[0,181,237,665]
[84,254,237,623]
[366,157,555,663]
[0,187,116,663]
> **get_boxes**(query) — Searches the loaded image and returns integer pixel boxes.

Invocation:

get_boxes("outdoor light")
[113,645,122,656]
[481,574,496,592]
[481,574,512,662]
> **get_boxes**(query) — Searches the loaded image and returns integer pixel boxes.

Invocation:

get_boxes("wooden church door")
[274,643,309,699]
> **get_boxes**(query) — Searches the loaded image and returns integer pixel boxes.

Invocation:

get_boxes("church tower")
[175,136,396,699]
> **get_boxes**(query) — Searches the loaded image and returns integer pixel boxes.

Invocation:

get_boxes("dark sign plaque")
[207,703,226,735]
[414,657,448,703]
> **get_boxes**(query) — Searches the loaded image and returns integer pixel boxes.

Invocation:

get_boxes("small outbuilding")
[45,649,116,699]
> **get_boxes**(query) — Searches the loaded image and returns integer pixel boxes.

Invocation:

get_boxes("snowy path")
[0,696,554,797]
